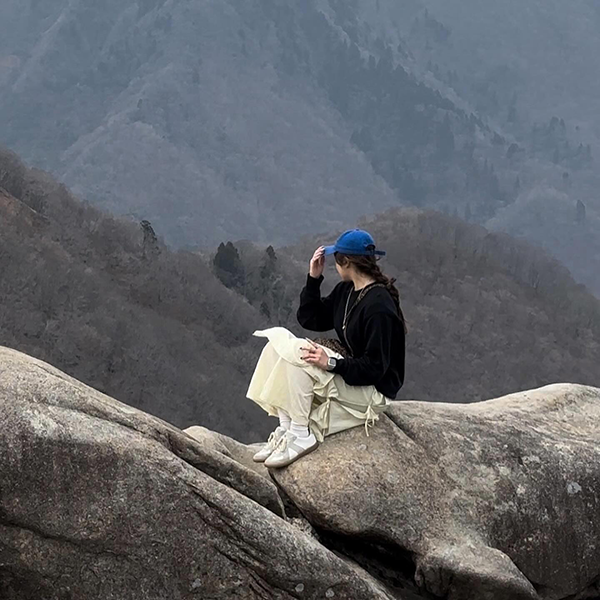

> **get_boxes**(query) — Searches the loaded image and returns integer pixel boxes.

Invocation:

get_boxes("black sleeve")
[296,273,337,332]
[331,311,394,386]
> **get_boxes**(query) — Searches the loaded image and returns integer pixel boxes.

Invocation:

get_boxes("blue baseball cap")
[323,228,386,256]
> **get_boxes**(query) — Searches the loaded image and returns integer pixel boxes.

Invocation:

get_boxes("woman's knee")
[261,341,281,362]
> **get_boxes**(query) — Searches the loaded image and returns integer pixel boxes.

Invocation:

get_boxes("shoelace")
[273,433,291,454]
[266,429,283,449]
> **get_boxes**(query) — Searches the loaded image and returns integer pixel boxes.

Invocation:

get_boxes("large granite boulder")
[272,383,600,600]
[2,343,599,600]
[0,346,399,600]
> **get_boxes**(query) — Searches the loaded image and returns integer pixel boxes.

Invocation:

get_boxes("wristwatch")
[326,357,338,371]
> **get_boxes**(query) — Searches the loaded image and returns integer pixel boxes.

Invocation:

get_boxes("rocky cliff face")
[1,345,599,599]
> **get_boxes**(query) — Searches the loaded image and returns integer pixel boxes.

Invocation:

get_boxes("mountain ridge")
[2,146,599,443]
[2,0,598,293]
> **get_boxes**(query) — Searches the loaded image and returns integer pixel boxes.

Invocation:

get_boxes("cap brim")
[323,245,336,256]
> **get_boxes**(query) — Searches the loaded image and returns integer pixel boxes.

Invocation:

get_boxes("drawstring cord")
[364,404,378,436]
[313,397,380,439]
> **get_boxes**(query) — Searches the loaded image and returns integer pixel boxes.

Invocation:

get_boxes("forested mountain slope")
[0,0,398,247]
[366,0,600,137]
[214,211,600,406]
[2,148,600,442]
[0,147,270,442]
[348,0,600,294]
[1,0,599,300]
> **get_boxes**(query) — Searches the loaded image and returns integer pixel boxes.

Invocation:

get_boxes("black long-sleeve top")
[296,273,405,399]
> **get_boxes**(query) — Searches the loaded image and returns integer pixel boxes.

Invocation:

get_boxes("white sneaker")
[253,426,288,463]
[264,430,319,468]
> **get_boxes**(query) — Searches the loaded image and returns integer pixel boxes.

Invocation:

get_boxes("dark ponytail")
[334,251,408,335]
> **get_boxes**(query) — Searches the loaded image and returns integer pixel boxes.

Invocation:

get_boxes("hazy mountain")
[350,0,600,294]
[0,0,400,248]
[1,0,600,296]
[367,0,600,137]
[2,0,598,300]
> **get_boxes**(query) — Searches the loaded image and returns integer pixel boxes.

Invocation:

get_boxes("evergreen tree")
[506,143,520,160]
[213,241,244,288]
[260,245,277,279]
[140,220,161,260]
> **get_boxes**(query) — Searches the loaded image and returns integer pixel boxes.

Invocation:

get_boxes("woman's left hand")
[300,339,329,370]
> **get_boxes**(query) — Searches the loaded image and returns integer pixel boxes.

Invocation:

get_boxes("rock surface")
[0,346,398,599]
[1,344,599,600]
[272,383,600,600]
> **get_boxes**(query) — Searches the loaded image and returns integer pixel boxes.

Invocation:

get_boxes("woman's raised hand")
[309,245,326,279]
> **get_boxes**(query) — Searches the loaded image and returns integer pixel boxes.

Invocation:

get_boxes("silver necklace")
[342,281,376,329]
[342,281,382,331]
[341,288,356,357]
[341,282,384,357]
[342,287,356,331]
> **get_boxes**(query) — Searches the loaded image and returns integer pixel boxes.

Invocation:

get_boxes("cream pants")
[246,327,390,442]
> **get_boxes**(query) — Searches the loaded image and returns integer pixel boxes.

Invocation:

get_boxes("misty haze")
[1,1,599,599]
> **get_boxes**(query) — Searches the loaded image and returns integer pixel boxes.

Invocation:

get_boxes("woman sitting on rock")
[246,228,407,468]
